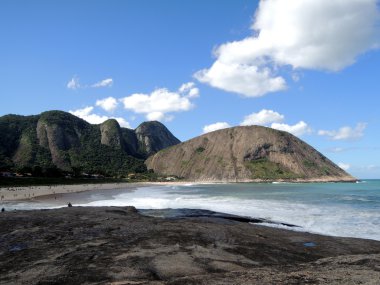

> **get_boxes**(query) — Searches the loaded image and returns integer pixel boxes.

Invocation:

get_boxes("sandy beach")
[0,177,359,203]
[0,181,206,202]
[0,182,148,201]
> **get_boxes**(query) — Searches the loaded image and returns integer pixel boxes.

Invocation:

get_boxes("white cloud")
[69,106,131,128]
[145,112,174,122]
[203,122,231,134]
[195,0,380,97]
[67,76,80,90]
[240,109,284,126]
[239,109,310,136]
[92,78,113,88]
[146,112,165,121]
[96,97,118,112]
[187,87,200,98]
[179,82,194,93]
[318,123,367,141]
[179,82,200,98]
[195,60,286,97]
[67,77,113,89]
[271,121,311,137]
[338,162,351,171]
[120,83,199,121]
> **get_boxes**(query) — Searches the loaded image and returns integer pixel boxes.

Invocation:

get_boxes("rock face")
[135,121,181,156]
[0,111,180,175]
[99,119,122,148]
[146,125,356,182]
[0,206,379,284]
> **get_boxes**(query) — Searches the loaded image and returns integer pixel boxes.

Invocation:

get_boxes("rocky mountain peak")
[146,125,356,182]
[100,119,122,148]
[135,121,180,156]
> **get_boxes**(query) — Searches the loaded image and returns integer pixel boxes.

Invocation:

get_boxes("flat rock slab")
[0,206,379,284]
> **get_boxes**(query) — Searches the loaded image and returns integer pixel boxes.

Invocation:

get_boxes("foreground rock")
[1,206,379,284]
[146,126,356,182]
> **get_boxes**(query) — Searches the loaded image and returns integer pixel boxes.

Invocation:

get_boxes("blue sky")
[1,0,379,178]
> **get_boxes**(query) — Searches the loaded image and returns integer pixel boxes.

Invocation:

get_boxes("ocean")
[4,180,380,241]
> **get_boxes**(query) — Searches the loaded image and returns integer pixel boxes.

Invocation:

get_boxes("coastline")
[0,177,358,202]
[0,182,147,201]
[0,181,213,202]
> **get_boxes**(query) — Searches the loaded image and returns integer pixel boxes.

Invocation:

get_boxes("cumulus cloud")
[179,82,200,98]
[146,112,174,122]
[203,122,231,134]
[67,76,80,90]
[240,109,310,136]
[69,106,131,128]
[271,121,311,137]
[92,78,113,88]
[318,123,367,141]
[195,0,380,97]
[96,97,118,112]
[120,83,199,121]
[338,162,351,171]
[240,109,284,126]
[195,61,286,97]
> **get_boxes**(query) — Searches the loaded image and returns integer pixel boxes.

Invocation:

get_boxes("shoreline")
[0,181,212,202]
[0,178,358,202]
[0,182,149,201]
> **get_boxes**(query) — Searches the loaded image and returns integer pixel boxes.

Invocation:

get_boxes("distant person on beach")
[68,202,72,207]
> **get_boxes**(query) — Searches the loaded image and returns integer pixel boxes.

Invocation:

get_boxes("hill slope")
[146,126,355,182]
[0,110,180,176]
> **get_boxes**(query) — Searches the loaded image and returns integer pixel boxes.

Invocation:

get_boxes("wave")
[75,185,380,241]
[5,183,380,241]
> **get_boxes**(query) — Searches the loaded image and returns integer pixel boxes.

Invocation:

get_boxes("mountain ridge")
[0,110,180,176]
[146,125,356,182]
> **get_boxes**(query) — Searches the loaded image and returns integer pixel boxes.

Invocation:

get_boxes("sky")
[1,0,380,178]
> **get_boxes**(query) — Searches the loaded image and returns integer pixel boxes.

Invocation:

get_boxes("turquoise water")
[4,180,380,240]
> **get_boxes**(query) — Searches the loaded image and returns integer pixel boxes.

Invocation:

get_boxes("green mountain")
[146,125,356,182]
[0,110,180,177]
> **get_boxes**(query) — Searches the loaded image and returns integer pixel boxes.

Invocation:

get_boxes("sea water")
[4,180,380,241]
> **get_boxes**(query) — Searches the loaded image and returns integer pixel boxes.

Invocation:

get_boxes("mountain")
[0,110,180,176]
[135,121,181,156]
[146,126,356,182]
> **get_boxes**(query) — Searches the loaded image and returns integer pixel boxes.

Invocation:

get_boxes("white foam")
[74,185,380,241]
[5,184,380,241]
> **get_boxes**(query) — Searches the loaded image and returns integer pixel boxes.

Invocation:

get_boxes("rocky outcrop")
[146,125,356,182]
[0,206,379,284]
[135,121,181,156]
[99,119,122,148]
[36,112,84,170]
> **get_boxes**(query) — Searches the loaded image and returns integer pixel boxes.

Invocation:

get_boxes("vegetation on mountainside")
[0,111,180,179]
[244,158,301,180]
